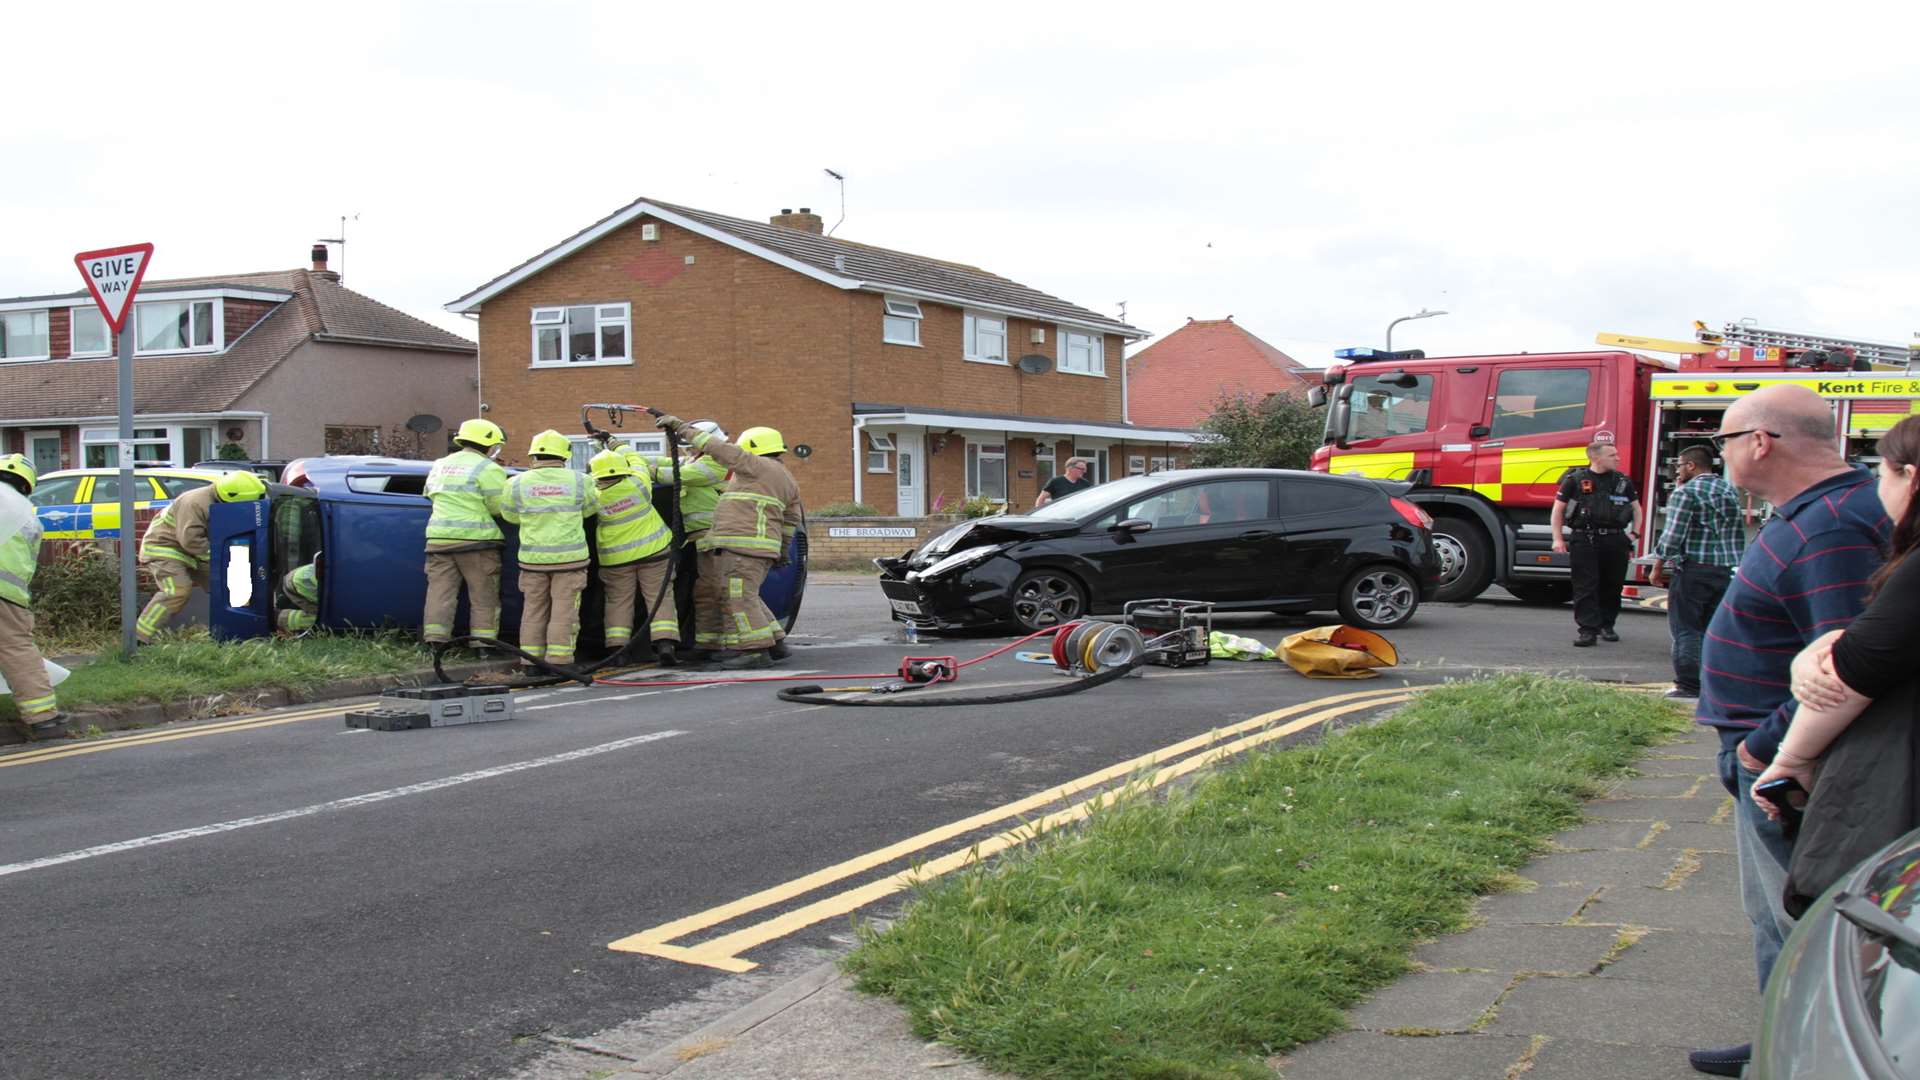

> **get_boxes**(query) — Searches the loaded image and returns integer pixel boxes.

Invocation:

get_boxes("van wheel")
[1429,517,1492,602]
[1337,565,1420,629]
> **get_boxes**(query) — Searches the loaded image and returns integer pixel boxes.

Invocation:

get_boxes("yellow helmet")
[455,418,505,450]
[528,429,572,460]
[588,449,635,480]
[214,471,268,502]
[0,453,35,495]
[738,426,786,456]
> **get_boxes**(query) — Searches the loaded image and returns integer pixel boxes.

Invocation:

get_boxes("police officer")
[1551,441,1642,647]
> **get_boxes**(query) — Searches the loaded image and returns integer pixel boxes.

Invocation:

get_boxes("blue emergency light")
[1334,346,1426,362]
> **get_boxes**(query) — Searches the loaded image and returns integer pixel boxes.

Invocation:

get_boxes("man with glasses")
[1551,441,1641,647]
[1036,457,1094,506]
[1685,384,1888,1078]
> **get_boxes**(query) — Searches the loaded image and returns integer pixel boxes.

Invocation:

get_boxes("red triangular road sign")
[73,243,155,334]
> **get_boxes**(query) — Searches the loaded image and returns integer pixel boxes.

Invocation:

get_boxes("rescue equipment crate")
[1123,599,1213,668]
[345,707,432,731]
[346,685,516,730]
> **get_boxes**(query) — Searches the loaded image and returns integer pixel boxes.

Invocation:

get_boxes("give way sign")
[73,242,155,332]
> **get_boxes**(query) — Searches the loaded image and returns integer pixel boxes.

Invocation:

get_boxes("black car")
[876,468,1440,632]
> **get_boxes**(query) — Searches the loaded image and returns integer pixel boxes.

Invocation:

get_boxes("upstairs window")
[0,309,50,361]
[883,296,922,346]
[1059,329,1105,375]
[531,303,631,367]
[70,306,109,356]
[136,299,218,354]
[567,432,666,472]
[964,312,1006,363]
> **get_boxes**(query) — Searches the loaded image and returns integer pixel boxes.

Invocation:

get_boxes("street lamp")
[1386,308,1448,351]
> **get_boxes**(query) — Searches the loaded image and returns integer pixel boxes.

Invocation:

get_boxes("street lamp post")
[1386,308,1448,351]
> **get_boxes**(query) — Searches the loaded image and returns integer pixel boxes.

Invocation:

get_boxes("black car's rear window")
[1277,478,1375,516]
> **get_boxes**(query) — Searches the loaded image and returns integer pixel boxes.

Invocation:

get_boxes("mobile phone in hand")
[1754,777,1809,838]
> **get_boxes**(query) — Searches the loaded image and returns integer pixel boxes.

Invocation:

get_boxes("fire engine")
[1306,322,1920,605]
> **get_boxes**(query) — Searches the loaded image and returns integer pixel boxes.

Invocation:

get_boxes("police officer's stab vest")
[504,467,596,567]
[0,490,42,607]
[593,477,672,567]
[1566,467,1634,529]
[425,449,508,548]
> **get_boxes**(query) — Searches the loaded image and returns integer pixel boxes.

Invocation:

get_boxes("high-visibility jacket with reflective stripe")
[687,432,802,559]
[424,449,508,549]
[285,563,319,605]
[593,477,672,567]
[0,487,42,607]
[502,467,597,568]
[645,454,726,534]
[139,484,215,567]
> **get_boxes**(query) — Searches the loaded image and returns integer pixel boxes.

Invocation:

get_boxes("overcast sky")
[5,1,1915,369]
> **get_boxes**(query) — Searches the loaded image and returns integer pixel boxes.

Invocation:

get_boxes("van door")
[207,497,273,640]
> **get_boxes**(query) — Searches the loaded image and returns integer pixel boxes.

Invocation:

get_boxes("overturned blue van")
[203,456,807,648]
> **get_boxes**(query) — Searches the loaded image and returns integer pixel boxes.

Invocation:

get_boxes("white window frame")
[68,305,110,358]
[530,303,633,369]
[866,431,894,473]
[965,440,1008,503]
[0,309,51,362]
[1074,445,1112,484]
[963,311,1008,364]
[1149,456,1172,473]
[1128,455,1147,476]
[883,296,923,347]
[80,424,192,468]
[1057,328,1106,377]
[566,432,666,472]
[1033,441,1057,488]
[133,298,222,356]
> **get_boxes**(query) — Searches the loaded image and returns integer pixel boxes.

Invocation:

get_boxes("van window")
[1347,374,1433,439]
[346,474,428,496]
[1491,369,1592,439]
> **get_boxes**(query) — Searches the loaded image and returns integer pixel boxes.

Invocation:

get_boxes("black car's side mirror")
[1110,518,1154,537]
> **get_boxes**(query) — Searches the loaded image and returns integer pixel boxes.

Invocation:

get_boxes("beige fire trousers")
[518,567,588,666]
[423,549,502,643]
[0,599,58,722]
[599,553,679,647]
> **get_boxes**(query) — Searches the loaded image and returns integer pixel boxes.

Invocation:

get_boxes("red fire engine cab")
[1306,323,1917,605]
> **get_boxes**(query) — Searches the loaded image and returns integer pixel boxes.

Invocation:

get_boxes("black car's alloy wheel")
[1011,570,1086,631]
[1337,565,1419,629]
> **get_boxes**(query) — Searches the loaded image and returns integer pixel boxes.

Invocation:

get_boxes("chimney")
[310,243,339,281]
[770,207,825,234]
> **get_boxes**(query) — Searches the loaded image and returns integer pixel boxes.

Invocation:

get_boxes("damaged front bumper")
[874,548,1022,631]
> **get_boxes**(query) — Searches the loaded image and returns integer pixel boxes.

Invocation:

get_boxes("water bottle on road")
[905,622,919,645]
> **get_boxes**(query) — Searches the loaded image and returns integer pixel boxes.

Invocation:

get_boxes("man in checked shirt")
[1649,445,1746,701]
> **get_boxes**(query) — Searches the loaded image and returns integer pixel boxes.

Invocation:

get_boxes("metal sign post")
[73,243,155,657]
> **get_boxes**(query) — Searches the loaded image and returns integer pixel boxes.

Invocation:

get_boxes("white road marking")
[0,729,687,880]
[520,683,719,712]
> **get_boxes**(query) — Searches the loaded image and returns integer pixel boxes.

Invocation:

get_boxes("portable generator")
[1123,599,1213,668]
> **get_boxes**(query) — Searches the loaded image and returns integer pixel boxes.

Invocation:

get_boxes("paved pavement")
[0,576,1700,1079]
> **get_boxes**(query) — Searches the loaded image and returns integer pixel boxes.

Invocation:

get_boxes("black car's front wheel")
[1337,565,1420,629]
[1010,570,1087,631]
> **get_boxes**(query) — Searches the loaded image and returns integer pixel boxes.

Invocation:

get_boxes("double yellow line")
[0,702,363,769]
[609,683,1419,972]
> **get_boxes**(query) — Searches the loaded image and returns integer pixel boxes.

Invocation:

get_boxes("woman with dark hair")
[1751,414,1920,906]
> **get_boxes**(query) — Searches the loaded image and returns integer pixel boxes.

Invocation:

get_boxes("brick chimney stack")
[770,207,825,234]
[310,243,340,281]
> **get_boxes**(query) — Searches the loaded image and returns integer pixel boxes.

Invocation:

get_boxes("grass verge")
[844,674,1687,1079]
[2,629,432,722]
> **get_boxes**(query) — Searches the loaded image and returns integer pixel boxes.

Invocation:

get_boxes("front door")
[895,433,923,517]
[26,430,60,475]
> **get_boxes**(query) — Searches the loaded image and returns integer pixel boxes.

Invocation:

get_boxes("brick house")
[0,246,477,474]
[1125,316,1318,432]
[445,199,1193,514]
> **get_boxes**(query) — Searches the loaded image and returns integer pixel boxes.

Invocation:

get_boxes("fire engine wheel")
[1429,518,1493,602]
[1338,565,1420,630]
[1011,570,1087,631]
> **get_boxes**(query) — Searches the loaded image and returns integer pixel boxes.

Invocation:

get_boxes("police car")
[29,467,226,539]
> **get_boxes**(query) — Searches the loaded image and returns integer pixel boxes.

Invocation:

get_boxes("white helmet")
[690,419,728,442]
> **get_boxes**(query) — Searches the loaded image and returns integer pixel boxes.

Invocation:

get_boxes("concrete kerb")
[616,958,844,1077]
[1,659,518,745]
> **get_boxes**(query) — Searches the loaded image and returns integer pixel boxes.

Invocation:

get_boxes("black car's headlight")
[910,543,1008,582]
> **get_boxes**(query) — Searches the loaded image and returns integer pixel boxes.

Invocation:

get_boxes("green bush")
[1191,391,1324,470]
[32,544,122,649]
[216,441,250,461]
[814,501,883,517]
[960,496,1003,519]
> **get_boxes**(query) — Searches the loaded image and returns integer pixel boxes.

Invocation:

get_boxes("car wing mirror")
[1110,518,1154,536]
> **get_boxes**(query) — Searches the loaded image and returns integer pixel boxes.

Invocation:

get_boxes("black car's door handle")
[1239,530,1276,540]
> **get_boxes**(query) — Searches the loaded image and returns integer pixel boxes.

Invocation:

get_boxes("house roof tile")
[1124,318,1317,430]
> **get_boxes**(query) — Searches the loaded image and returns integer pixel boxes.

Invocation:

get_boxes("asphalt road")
[0,578,1675,1080]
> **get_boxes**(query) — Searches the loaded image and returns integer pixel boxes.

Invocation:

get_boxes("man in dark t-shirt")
[1036,457,1093,506]
[1550,441,1641,646]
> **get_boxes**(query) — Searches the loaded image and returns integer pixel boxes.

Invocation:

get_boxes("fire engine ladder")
[1702,321,1917,371]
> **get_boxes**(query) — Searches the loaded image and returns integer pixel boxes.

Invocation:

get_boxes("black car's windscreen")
[1023,474,1166,521]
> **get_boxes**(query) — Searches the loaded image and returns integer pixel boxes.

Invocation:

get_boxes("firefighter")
[645,420,729,659]
[587,449,679,666]
[651,413,801,669]
[1551,441,1642,647]
[135,471,269,643]
[0,454,65,740]
[422,418,509,649]
[502,429,597,668]
[277,558,321,634]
